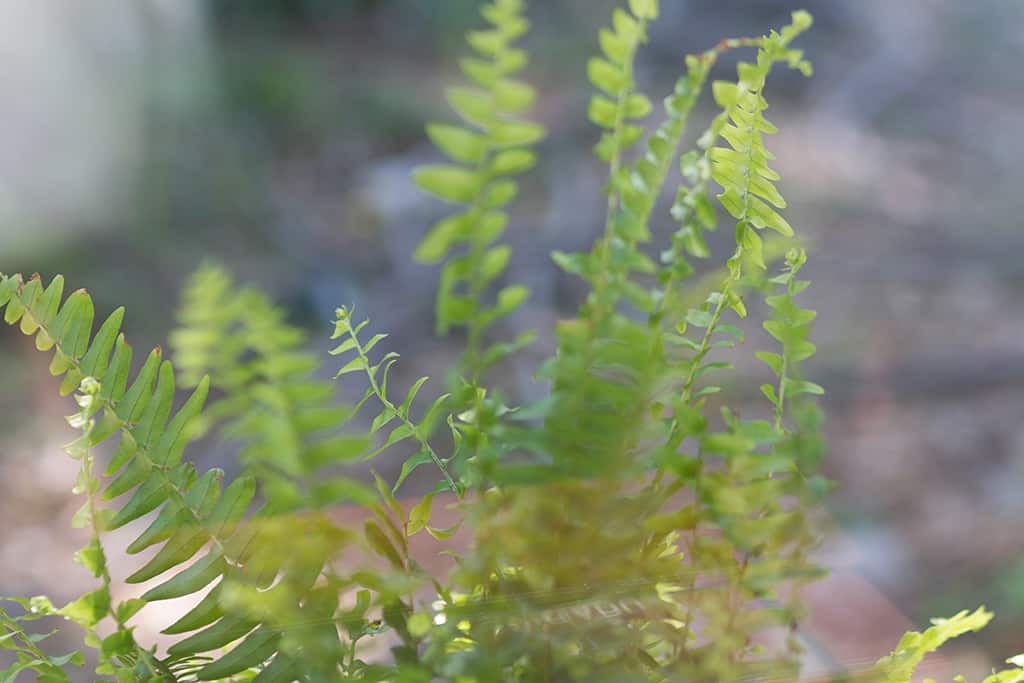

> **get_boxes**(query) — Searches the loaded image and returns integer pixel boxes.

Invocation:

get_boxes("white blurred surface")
[0,0,205,250]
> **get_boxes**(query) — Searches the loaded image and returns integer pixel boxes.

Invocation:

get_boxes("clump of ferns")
[1,2,1014,682]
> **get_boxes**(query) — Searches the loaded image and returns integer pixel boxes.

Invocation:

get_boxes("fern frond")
[660,12,814,408]
[588,0,656,168]
[0,275,246,657]
[581,0,659,319]
[873,607,993,683]
[0,271,364,681]
[757,248,823,431]
[171,264,372,512]
[331,306,457,494]
[414,0,544,381]
[61,377,162,679]
[0,275,220,573]
[708,11,813,266]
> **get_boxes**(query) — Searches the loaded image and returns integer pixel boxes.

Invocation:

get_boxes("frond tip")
[708,11,814,255]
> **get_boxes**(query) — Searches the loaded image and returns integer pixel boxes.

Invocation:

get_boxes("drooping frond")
[413,0,544,382]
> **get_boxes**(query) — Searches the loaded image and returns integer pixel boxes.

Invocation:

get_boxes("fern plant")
[0,2,1014,682]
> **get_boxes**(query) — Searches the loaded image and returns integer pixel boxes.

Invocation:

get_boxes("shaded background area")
[2,0,1022,676]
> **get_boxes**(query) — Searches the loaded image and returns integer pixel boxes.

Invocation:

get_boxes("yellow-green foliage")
[413,0,542,385]
[0,2,1008,682]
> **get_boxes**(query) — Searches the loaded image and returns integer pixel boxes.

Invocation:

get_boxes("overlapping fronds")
[171,264,373,512]
[537,3,696,479]
[413,0,544,382]
[556,47,714,320]
[0,272,257,679]
[539,0,668,480]
[655,12,815,413]
[0,271,369,681]
[9,6,1003,683]
[165,265,407,679]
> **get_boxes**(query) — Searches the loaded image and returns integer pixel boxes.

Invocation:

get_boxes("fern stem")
[774,355,789,432]
[589,19,647,325]
[680,279,734,407]
[68,384,159,678]
[465,237,488,383]
[0,614,51,664]
[463,154,496,384]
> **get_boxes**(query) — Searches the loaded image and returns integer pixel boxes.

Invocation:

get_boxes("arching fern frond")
[0,271,363,681]
[0,275,220,588]
[0,275,242,663]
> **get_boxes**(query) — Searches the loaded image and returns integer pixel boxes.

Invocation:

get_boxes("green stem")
[680,278,735,407]
[589,19,647,326]
[0,615,52,663]
[462,157,495,384]
[774,355,789,432]
[72,390,157,677]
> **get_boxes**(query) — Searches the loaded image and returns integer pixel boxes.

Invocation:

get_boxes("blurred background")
[2,0,1023,676]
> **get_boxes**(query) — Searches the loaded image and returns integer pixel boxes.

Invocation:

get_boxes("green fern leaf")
[414,0,544,382]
